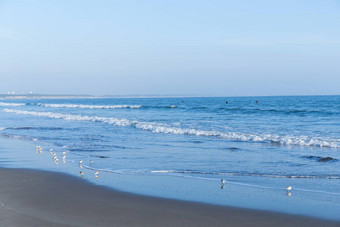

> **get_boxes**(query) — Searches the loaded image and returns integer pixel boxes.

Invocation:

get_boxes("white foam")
[0,102,26,107]
[37,103,142,109]
[3,109,340,148]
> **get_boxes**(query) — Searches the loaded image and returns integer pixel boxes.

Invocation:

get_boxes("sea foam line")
[150,170,340,179]
[76,165,340,196]
[37,103,142,109]
[3,109,340,148]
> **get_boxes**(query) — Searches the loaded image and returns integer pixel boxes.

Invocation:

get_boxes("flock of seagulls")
[78,160,99,178]
[36,146,293,194]
[35,146,43,154]
[35,146,100,179]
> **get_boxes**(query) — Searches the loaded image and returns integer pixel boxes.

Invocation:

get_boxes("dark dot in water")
[192,141,203,144]
[228,147,239,150]
[96,155,109,159]
[222,147,240,151]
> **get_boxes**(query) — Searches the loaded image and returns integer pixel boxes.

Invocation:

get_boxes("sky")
[0,0,339,96]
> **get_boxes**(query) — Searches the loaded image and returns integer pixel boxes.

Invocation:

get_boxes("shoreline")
[0,168,339,227]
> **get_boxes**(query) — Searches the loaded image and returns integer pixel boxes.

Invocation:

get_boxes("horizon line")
[0,93,339,99]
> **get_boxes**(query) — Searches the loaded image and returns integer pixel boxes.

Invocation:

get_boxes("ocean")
[0,95,339,220]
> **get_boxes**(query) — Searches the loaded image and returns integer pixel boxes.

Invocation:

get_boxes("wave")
[38,103,178,109]
[37,103,142,109]
[302,155,338,162]
[0,102,26,107]
[150,170,340,179]
[0,102,175,109]
[80,166,340,179]
[3,109,340,148]
[4,126,64,131]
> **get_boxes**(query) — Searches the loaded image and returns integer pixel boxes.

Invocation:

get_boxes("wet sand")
[0,168,338,227]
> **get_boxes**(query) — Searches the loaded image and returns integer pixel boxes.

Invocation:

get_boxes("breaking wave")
[37,103,142,109]
[0,102,26,107]
[3,109,340,148]
[37,103,177,109]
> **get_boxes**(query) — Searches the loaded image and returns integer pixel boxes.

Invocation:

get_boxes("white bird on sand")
[221,179,226,185]
[90,160,94,164]
[80,171,84,177]
[79,160,83,164]
[286,186,292,191]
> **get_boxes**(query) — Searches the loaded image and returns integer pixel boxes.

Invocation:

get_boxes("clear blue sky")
[0,0,339,96]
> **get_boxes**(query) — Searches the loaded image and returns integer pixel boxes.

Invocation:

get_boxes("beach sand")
[0,168,339,227]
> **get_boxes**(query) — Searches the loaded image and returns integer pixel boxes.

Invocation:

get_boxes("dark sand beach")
[0,168,339,227]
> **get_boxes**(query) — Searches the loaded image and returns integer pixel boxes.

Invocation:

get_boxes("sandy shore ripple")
[0,168,339,227]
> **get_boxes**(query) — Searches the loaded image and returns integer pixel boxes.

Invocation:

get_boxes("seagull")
[90,160,94,164]
[79,160,83,164]
[80,171,84,177]
[221,179,226,185]
[286,186,292,191]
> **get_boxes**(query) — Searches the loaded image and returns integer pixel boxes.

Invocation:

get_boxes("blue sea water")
[0,95,339,219]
